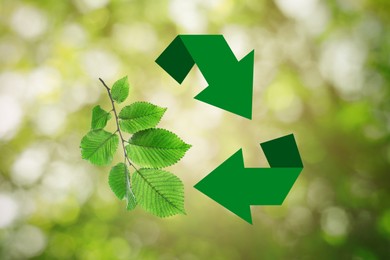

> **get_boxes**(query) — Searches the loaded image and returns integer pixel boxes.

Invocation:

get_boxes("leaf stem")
[99,78,140,185]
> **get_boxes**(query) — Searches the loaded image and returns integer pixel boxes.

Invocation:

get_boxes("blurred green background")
[0,0,389,259]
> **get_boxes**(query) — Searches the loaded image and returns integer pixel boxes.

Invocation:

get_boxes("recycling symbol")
[156,35,303,224]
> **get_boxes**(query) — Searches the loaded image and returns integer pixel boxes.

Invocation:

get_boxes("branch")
[99,78,140,185]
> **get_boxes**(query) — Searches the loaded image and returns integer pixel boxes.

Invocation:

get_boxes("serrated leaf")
[118,102,167,134]
[91,105,112,130]
[111,76,129,103]
[126,128,191,168]
[108,163,128,200]
[126,190,137,211]
[108,162,137,210]
[132,168,185,217]
[80,129,119,166]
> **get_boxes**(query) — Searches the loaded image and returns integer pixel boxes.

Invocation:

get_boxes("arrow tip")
[194,182,254,225]
[194,149,255,224]
[194,49,254,120]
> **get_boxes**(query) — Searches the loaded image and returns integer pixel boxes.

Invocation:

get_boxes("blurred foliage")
[0,0,389,259]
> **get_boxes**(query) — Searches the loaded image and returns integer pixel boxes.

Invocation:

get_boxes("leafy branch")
[80,76,191,217]
[99,77,137,210]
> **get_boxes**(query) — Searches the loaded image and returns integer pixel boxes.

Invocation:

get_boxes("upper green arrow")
[156,35,254,119]
[194,134,303,224]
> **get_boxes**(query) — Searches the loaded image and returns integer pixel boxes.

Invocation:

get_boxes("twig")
[99,78,140,187]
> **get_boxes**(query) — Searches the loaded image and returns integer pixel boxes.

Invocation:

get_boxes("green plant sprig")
[80,76,191,217]
[99,78,135,181]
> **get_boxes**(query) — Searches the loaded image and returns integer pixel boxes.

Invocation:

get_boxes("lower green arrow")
[194,134,303,224]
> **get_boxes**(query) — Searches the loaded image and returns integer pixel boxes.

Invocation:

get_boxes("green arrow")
[194,134,303,224]
[156,35,254,119]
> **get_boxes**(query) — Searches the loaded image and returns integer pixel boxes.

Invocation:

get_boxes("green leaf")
[108,162,128,200]
[118,102,167,134]
[126,190,137,211]
[91,105,112,130]
[108,162,137,210]
[80,129,119,166]
[111,76,129,103]
[132,168,185,217]
[126,128,191,168]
